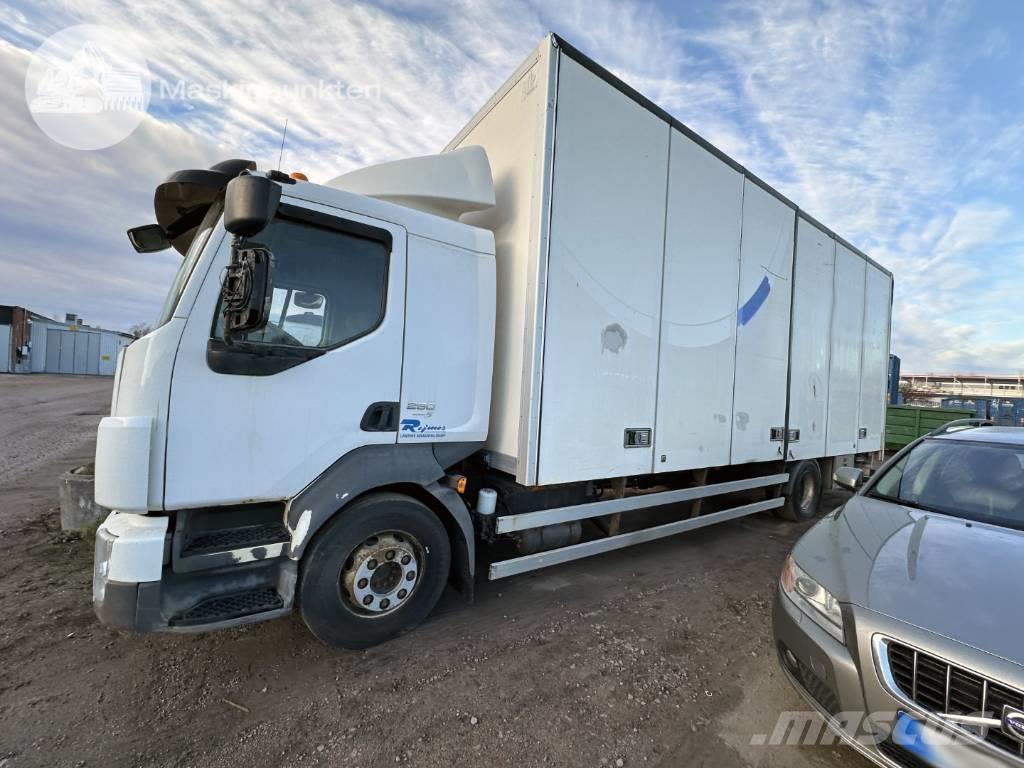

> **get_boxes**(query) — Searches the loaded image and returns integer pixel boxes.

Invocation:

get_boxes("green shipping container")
[885,405,974,449]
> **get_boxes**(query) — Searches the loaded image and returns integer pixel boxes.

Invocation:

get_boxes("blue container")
[940,397,990,419]
[940,396,1024,426]
[888,355,901,405]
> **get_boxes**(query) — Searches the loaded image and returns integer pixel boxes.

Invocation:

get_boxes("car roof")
[930,426,1024,445]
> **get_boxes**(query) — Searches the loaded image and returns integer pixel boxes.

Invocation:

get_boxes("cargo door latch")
[624,428,652,448]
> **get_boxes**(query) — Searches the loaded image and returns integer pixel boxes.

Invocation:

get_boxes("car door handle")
[360,402,399,432]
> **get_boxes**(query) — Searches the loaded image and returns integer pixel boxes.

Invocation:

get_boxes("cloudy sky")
[2,0,1022,372]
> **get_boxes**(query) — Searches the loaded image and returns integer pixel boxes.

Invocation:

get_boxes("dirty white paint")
[289,508,313,557]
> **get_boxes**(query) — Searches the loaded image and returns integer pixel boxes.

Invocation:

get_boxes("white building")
[0,306,133,376]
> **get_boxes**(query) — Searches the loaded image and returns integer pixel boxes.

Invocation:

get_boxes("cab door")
[163,198,406,509]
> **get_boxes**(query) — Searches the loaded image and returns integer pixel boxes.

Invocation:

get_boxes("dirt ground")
[0,374,870,768]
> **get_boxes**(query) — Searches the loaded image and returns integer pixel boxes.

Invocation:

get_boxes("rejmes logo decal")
[400,419,446,437]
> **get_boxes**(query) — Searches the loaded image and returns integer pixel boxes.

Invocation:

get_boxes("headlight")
[781,555,845,643]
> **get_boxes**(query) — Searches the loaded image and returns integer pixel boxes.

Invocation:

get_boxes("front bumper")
[93,512,295,633]
[772,586,1018,768]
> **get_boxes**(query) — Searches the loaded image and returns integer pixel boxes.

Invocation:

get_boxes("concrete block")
[58,464,108,532]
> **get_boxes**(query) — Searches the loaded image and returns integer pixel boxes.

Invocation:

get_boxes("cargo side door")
[730,180,795,464]
[786,218,836,460]
[857,265,892,452]
[655,130,743,472]
[534,55,670,485]
[825,244,866,455]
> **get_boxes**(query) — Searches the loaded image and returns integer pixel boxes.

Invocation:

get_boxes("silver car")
[774,423,1024,767]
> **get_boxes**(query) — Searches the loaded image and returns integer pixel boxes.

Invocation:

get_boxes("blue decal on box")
[737,275,771,327]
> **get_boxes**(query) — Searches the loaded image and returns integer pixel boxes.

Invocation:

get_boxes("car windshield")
[870,437,1024,530]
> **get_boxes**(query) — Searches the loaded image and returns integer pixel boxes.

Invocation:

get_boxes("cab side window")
[214,214,389,349]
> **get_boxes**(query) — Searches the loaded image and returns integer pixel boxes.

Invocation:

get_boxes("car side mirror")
[224,174,281,238]
[833,466,864,492]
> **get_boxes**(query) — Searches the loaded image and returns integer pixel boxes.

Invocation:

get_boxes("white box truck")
[92,34,892,648]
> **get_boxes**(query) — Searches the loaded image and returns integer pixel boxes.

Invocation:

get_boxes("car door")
[163,198,406,509]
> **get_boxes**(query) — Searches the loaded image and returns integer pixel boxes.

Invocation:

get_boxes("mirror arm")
[222,235,244,346]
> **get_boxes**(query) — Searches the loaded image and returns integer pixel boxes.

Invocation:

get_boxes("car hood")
[794,496,1024,666]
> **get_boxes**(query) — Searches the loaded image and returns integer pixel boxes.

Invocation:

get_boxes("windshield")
[870,437,1024,530]
[155,203,223,327]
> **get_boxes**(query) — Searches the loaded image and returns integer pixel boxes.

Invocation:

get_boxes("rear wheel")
[299,493,451,649]
[778,460,822,522]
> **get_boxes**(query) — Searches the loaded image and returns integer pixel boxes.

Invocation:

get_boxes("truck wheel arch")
[286,443,480,600]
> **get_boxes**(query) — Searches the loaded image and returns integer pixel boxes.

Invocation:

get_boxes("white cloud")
[1,0,1022,372]
[0,42,226,329]
[678,0,1024,372]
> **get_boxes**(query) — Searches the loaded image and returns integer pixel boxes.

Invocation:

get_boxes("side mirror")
[220,174,280,339]
[833,466,864,492]
[126,224,171,253]
[224,174,282,238]
[222,244,274,338]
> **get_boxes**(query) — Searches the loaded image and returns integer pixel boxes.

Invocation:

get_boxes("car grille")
[886,641,1024,758]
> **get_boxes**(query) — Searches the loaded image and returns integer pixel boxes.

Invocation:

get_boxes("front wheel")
[299,493,451,649]
[778,459,822,522]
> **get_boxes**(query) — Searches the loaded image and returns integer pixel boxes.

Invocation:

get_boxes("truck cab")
[93,150,496,647]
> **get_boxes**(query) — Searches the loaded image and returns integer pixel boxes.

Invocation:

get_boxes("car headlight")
[781,555,845,643]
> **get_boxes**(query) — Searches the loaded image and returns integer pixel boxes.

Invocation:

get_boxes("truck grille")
[886,641,1024,758]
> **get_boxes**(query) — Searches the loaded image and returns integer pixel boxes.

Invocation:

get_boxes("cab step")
[169,587,284,627]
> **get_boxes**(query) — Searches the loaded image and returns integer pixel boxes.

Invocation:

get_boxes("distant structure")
[900,371,1024,426]
[0,306,132,376]
[888,354,901,405]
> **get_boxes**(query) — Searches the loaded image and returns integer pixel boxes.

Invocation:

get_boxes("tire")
[778,460,822,522]
[299,492,451,649]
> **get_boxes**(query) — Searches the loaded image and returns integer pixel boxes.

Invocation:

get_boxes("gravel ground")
[0,374,870,768]
[0,375,111,486]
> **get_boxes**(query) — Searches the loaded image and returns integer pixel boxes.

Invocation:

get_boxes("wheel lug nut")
[362,595,373,606]
[397,589,407,599]
[357,578,368,589]
[367,558,378,570]
[379,598,390,610]
[385,550,396,561]
[400,555,411,565]
[406,571,416,581]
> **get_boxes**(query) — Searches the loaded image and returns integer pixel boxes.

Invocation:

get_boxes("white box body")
[449,35,892,486]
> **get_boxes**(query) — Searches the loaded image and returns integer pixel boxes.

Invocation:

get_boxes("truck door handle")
[360,402,399,432]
